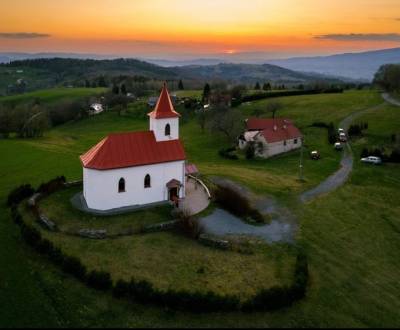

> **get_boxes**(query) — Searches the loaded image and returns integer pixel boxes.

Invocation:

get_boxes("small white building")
[238,118,302,158]
[80,83,186,211]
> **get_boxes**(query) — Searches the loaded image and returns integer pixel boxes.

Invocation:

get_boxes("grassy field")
[38,186,173,235]
[0,87,107,105]
[1,89,400,327]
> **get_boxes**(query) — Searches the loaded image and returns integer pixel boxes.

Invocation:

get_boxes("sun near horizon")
[1,0,400,58]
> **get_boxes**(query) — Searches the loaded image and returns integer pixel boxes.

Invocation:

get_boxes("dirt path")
[198,177,298,243]
[382,93,400,107]
[299,102,384,203]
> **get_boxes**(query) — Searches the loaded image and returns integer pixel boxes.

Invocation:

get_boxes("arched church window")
[144,174,151,188]
[165,124,171,136]
[118,178,126,193]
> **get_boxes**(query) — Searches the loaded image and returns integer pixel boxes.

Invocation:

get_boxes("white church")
[80,83,187,211]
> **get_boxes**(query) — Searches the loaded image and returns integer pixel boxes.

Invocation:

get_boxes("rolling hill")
[266,47,400,81]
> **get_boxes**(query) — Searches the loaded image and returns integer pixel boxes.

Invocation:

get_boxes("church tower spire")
[148,83,180,141]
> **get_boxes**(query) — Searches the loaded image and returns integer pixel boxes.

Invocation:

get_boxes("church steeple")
[148,83,180,119]
[148,83,180,142]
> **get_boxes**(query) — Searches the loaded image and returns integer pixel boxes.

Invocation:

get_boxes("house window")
[284,140,287,146]
[294,139,298,144]
[165,124,171,136]
[144,174,151,188]
[118,178,126,193]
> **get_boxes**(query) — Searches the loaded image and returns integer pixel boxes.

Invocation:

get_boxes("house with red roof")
[238,118,303,158]
[80,83,187,211]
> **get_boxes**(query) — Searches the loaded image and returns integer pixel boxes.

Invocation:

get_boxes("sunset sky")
[1,0,400,59]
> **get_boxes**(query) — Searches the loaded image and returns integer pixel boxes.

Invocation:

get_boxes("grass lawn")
[1,89,400,327]
[38,186,173,235]
[172,90,202,98]
[22,203,296,301]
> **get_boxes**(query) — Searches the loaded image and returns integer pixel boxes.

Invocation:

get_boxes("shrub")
[310,121,329,129]
[113,279,130,298]
[7,184,35,206]
[61,256,87,280]
[327,122,337,144]
[175,209,204,239]
[245,142,256,159]
[37,176,66,195]
[86,270,112,291]
[219,147,239,160]
[20,223,42,247]
[214,185,264,223]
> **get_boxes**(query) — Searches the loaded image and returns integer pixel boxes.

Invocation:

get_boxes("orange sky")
[1,0,400,58]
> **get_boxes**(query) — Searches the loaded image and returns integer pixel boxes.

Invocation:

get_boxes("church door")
[169,187,179,201]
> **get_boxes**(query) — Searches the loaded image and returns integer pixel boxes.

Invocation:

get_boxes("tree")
[178,80,184,90]
[98,76,107,88]
[262,83,271,91]
[374,64,400,92]
[196,109,208,133]
[255,82,261,90]
[208,107,244,143]
[266,101,282,119]
[120,84,127,95]
[112,84,120,95]
[0,105,13,138]
[245,142,256,159]
[202,83,211,102]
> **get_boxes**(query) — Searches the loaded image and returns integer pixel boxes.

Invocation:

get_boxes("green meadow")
[0,89,399,327]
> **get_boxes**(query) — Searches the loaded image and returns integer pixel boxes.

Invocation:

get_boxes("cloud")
[0,32,51,39]
[314,33,400,41]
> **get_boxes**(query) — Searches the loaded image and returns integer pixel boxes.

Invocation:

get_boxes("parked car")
[338,128,345,134]
[310,150,321,160]
[339,133,347,142]
[334,142,343,150]
[361,156,382,165]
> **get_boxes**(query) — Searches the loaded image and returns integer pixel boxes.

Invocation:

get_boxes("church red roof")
[246,118,302,143]
[80,131,186,170]
[148,83,180,119]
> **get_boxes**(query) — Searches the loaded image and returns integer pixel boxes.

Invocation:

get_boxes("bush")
[7,184,35,206]
[61,256,87,280]
[214,185,264,223]
[86,270,112,291]
[37,176,66,195]
[327,122,337,144]
[219,147,239,160]
[310,121,329,129]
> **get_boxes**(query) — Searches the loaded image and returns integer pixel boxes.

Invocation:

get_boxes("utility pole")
[299,137,305,182]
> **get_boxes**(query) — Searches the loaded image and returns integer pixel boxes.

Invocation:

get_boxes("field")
[1,89,400,327]
[0,87,107,105]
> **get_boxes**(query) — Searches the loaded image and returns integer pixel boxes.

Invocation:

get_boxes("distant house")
[238,118,302,158]
[89,103,104,115]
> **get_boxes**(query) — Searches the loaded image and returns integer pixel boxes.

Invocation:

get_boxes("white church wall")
[83,160,186,211]
[149,117,179,141]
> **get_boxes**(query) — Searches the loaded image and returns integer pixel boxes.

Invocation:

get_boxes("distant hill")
[173,63,344,85]
[0,57,345,95]
[266,48,400,81]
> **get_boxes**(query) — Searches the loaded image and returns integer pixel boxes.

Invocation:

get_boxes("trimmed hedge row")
[8,180,309,313]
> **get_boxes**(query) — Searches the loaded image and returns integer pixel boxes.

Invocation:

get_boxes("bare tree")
[208,107,244,142]
[266,101,283,119]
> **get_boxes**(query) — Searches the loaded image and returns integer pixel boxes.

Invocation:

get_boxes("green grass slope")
[0,89,399,327]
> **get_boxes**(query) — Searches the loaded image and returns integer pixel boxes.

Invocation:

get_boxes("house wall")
[83,160,186,211]
[256,136,302,158]
[149,117,179,142]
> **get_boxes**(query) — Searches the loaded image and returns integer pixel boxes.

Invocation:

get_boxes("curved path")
[300,102,384,203]
[382,93,400,106]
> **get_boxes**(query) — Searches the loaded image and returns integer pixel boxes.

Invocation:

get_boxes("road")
[300,102,384,203]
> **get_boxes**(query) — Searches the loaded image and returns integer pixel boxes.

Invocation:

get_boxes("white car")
[334,142,343,150]
[361,156,382,165]
[339,133,347,142]
[338,128,345,134]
